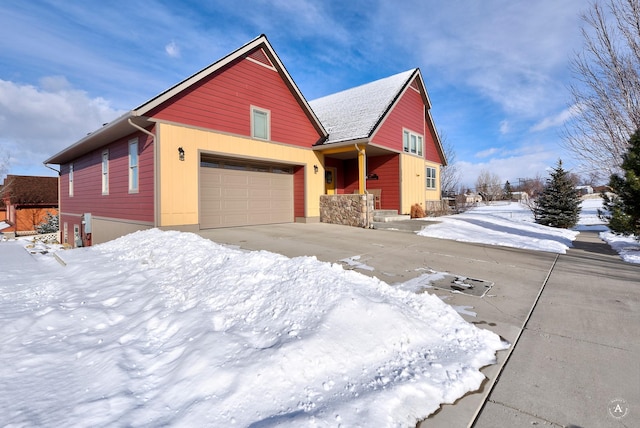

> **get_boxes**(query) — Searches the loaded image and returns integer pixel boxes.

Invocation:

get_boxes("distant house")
[511,191,529,202]
[44,34,446,247]
[0,175,58,236]
[576,185,594,196]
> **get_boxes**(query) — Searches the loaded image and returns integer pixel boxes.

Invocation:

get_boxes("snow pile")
[417,202,579,253]
[600,231,640,263]
[0,229,507,427]
[582,197,640,263]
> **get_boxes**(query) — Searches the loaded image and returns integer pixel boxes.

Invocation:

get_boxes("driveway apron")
[198,224,638,427]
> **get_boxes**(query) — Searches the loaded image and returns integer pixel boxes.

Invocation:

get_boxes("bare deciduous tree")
[564,0,640,177]
[438,132,460,197]
[0,149,9,182]
[475,169,502,204]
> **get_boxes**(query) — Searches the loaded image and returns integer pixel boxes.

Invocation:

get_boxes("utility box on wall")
[82,213,92,234]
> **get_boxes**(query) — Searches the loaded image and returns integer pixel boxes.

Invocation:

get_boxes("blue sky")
[0,0,591,188]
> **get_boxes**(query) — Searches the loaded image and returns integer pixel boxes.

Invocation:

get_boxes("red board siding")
[373,83,425,153]
[423,120,441,164]
[293,166,305,218]
[366,155,400,211]
[59,130,155,222]
[149,51,322,148]
[339,154,400,211]
[373,80,443,164]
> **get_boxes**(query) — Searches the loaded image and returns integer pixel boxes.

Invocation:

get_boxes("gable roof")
[309,69,416,145]
[1,175,58,205]
[309,69,446,165]
[44,35,327,165]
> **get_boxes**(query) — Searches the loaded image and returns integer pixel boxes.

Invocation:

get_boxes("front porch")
[319,143,402,212]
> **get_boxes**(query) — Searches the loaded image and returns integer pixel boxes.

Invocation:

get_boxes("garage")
[199,156,294,228]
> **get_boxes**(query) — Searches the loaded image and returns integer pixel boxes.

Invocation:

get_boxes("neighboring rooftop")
[309,69,416,144]
[0,175,58,205]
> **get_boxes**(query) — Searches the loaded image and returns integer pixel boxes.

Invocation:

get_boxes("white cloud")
[499,120,510,135]
[165,41,180,58]
[375,0,585,117]
[530,104,581,132]
[475,147,500,158]
[0,78,124,176]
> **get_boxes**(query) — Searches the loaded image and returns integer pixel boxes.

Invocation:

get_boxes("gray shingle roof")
[309,69,416,145]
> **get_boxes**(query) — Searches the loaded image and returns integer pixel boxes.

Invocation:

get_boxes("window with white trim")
[69,163,74,197]
[101,149,109,195]
[129,139,139,193]
[403,129,424,156]
[251,106,270,140]
[426,166,437,189]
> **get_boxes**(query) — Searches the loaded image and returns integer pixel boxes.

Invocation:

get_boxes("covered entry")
[199,155,294,228]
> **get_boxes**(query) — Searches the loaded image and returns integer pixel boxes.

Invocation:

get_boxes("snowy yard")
[0,198,637,427]
[1,229,506,427]
[418,198,640,263]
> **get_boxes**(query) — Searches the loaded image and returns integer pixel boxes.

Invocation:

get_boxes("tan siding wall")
[91,217,153,245]
[400,154,427,214]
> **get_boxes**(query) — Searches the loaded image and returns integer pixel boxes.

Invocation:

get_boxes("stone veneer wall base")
[319,194,374,228]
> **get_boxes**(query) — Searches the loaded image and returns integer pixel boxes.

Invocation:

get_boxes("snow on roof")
[310,69,416,144]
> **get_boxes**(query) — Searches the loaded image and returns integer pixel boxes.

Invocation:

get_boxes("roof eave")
[44,112,152,165]
[312,137,370,150]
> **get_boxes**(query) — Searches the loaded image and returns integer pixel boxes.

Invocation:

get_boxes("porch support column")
[356,144,366,194]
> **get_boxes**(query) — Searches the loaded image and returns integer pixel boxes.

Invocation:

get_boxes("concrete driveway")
[198,223,639,427]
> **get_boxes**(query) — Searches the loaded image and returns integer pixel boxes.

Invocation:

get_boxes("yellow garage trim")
[157,123,325,226]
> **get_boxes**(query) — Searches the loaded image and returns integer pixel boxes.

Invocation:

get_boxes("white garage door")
[200,159,294,229]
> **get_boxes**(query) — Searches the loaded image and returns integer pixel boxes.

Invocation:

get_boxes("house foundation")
[320,194,374,228]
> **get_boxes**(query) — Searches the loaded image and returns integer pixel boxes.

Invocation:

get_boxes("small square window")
[252,107,270,140]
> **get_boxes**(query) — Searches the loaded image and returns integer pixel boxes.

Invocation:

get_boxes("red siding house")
[44,35,445,246]
[0,175,58,236]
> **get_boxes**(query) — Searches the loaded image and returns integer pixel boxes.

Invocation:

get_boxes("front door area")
[325,167,337,194]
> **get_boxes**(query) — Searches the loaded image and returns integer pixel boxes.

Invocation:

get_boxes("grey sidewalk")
[472,230,639,427]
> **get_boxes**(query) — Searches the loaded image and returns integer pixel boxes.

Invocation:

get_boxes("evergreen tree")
[36,211,59,234]
[534,160,582,228]
[503,180,513,201]
[598,130,640,238]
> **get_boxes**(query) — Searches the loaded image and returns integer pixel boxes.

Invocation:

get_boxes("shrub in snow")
[36,211,59,234]
[599,129,640,239]
[411,203,426,218]
[533,160,581,228]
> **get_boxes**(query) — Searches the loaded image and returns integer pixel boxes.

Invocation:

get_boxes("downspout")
[127,118,158,227]
[43,163,60,175]
[355,144,370,228]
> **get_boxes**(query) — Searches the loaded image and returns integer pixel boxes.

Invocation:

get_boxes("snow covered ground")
[1,198,637,427]
[1,229,507,427]
[417,198,640,263]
